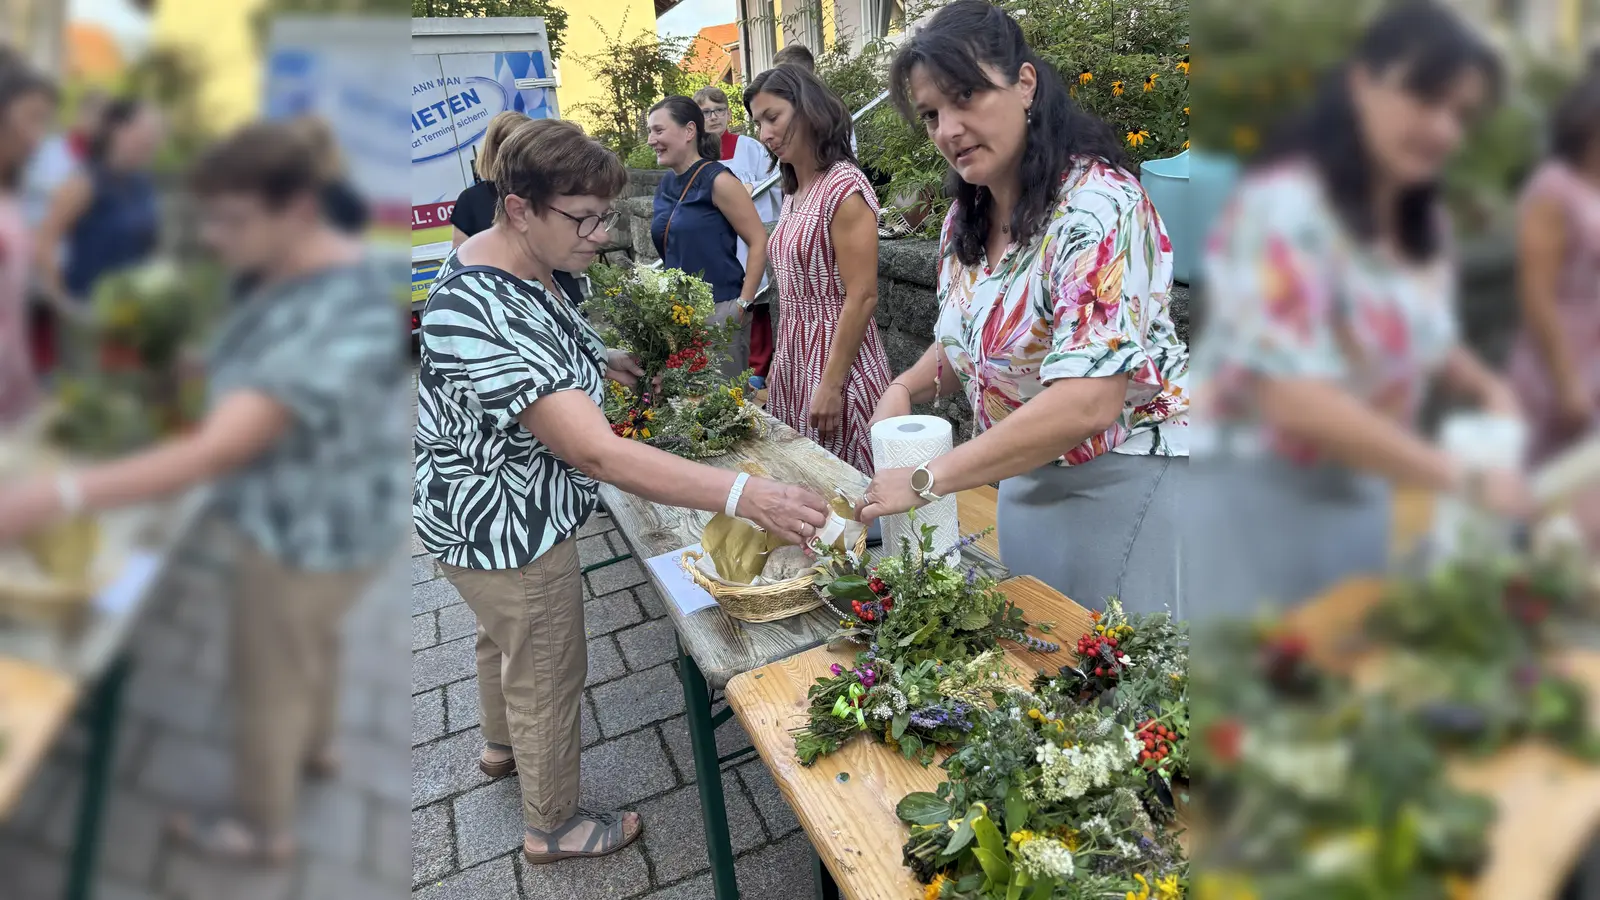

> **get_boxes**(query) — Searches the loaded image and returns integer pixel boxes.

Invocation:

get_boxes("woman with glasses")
[415,117,829,865]
[645,96,769,380]
[696,85,779,382]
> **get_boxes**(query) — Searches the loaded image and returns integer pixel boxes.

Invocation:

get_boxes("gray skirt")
[1184,455,1391,623]
[997,453,1186,619]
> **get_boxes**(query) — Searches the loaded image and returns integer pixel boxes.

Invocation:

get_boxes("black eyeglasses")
[700,106,730,119]
[550,207,621,238]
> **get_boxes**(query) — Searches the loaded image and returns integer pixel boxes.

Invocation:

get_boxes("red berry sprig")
[1136,718,1176,769]
[1075,632,1124,680]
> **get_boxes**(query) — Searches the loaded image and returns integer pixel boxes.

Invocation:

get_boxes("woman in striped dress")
[746,65,892,474]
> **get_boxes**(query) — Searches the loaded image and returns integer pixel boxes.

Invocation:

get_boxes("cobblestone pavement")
[0,520,414,900]
[410,510,815,900]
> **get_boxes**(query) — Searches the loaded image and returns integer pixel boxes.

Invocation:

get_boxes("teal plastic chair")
[1138,150,1192,284]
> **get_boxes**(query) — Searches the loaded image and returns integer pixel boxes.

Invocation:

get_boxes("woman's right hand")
[1472,467,1537,522]
[869,383,913,429]
[736,477,829,546]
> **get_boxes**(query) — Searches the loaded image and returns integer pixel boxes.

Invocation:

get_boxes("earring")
[1026,106,1034,125]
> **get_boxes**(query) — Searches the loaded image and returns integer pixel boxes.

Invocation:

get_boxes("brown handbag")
[662,160,713,254]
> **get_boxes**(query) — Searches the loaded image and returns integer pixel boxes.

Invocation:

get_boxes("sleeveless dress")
[651,159,745,303]
[1506,161,1600,465]
[0,198,37,425]
[64,167,160,300]
[766,162,892,474]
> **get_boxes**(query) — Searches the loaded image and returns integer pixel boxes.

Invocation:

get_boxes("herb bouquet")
[1365,557,1600,759]
[585,263,758,459]
[791,525,1060,766]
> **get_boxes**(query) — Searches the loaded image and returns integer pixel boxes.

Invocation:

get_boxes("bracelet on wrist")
[725,472,752,519]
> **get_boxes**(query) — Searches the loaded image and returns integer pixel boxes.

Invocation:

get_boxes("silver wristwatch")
[910,464,943,503]
[736,298,753,312]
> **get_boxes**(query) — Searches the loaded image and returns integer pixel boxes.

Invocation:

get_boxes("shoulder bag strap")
[431,264,604,371]
[662,160,713,255]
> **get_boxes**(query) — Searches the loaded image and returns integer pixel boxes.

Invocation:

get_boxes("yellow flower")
[1010,830,1034,845]
[1144,73,1159,92]
[1111,80,1124,97]
[1127,130,1149,148]
[1078,70,1093,85]
[1176,60,1190,76]
[1181,139,1190,150]
[640,428,651,438]
[924,873,947,900]
[1028,708,1043,720]
[1155,873,1182,900]
[643,409,656,420]
[1183,106,1189,116]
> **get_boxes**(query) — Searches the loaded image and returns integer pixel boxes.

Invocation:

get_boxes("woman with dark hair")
[646,95,769,378]
[416,117,826,864]
[1190,0,1530,618]
[855,0,1187,612]
[35,98,163,319]
[1506,72,1600,465]
[450,109,530,246]
[0,58,56,424]
[746,65,892,473]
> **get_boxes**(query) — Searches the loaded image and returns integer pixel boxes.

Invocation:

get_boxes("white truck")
[410,17,561,332]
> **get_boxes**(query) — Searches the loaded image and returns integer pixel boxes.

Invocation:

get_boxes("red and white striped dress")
[767,162,893,474]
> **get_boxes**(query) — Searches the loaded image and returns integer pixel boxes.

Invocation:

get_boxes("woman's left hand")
[1481,380,1522,421]
[605,350,655,392]
[855,467,927,523]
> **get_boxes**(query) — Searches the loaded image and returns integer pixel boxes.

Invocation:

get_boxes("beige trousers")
[438,538,585,831]
[231,533,371,834]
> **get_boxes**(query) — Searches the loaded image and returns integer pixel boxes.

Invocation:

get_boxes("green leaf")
[942,808,978,857]
[896,792,951,827]
[1004,785,1029,837]
[893,711,911,742]
[1025,876,1057,899]
[973,848,1013,887]
[973,811,1007,860]
[827,575,876,602]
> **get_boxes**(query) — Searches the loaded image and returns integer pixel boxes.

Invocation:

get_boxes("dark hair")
[889,0,1129,268]
[649,96,719,162]
[1254,1,1501,263]
[189,122,328,209]
[1551,73,1600,168]
[88,97,147,165]
[773,43,815,73]
[494,118,628,219]
[0,58,56,190]
[743,64,855,195]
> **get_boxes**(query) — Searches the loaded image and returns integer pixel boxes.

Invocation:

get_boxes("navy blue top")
[65,167,160,299]
[651,159,744,302]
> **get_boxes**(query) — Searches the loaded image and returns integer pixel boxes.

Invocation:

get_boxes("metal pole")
[750,87,892,202]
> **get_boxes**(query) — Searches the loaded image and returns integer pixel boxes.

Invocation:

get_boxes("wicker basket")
[0,516,108,633]
[681,527,870,624]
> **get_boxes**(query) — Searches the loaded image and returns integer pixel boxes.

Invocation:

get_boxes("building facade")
[737,0,908,77]
[2,0,68,75]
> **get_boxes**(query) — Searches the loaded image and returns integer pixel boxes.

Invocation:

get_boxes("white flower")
[1016,837,1075,879]
[1117,653,1134,667]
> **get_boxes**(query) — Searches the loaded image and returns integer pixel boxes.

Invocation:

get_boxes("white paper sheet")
[645,544,719,617]
[94,552,161,616]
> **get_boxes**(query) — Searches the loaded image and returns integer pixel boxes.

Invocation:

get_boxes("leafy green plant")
[569,17,691,160]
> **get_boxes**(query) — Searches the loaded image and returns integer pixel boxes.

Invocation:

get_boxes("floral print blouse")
[1193,161,1459,464]
[934,158,1189,466]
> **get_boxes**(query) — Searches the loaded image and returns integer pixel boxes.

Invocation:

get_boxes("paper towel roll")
[870,416,960,561]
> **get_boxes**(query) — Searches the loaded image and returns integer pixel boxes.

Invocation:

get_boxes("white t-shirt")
[721,133,779,298]
[20,134,78,230]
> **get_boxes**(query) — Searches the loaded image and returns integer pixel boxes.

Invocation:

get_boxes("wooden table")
[723,576,1093,900]
[0,488,207,900]
[597,413,1007,900]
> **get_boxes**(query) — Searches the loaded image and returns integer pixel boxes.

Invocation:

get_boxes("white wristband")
[725,472,751,519]
[55,472,84,515]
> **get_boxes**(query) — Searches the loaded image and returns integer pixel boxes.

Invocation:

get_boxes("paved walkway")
[0,518,413,900]
[410,511,814,899]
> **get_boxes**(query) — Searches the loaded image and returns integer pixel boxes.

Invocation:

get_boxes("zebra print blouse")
[413,251,608,570]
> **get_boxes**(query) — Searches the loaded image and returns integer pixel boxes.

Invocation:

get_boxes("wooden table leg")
[66,654,131,900]
[677,639,740,900]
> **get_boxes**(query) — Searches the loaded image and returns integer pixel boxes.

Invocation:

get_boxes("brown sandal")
[479,742,516,779]
[523,808,643,865]
[167,813,295,866]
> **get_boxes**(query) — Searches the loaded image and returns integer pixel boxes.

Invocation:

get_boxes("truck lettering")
[411,88,483,132]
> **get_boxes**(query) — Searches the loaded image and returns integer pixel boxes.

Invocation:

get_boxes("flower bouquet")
[1365,558,1600,759]
[1186,619,1495,899]
[585,263,756,459]
[897,697,1188,900]
[791,524,1060,766]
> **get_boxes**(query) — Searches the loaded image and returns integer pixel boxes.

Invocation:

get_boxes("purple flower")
[966,567,979,586]
[856,666,878,688]
[830,663,844,676]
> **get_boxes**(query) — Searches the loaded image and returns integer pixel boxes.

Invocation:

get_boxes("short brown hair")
[494,118,627,219]
[475,110,530,183]
[189,122,326,208]
[1551,73,1600,167]
[693,85,729,107]
[0,56,56,189]
[773,43,815,73]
